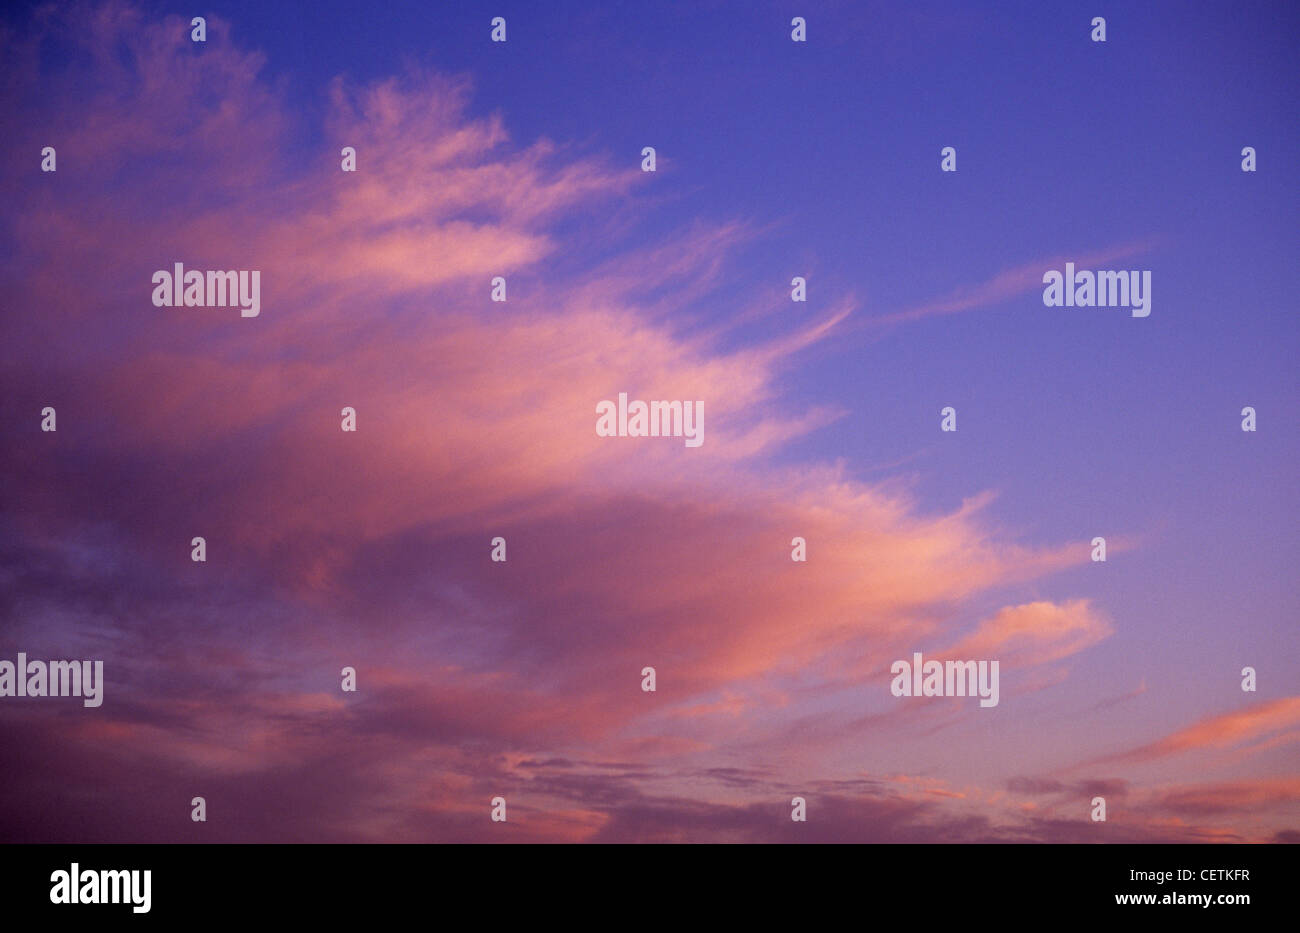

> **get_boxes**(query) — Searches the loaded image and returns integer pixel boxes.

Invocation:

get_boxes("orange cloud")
[1088,697,1300,766]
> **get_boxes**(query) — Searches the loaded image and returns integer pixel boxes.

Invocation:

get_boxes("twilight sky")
[0,0,1296,842]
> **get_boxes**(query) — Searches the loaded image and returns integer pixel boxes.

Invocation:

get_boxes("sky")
[0,0,1296,842]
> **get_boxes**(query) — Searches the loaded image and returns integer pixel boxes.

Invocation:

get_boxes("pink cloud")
[1086,697,1300,767]
[938,599,1113,670]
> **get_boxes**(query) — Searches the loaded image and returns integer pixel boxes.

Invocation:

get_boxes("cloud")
[0,0,1096,730]
[1085,698,1300,767]
[863,237,1163,331]
[1152,778,1300,817]
[938,599,1113,670]
[1006,776,1129,799]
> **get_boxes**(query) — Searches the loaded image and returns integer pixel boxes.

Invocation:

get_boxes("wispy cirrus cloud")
[1083,698,1300,768]
[862,237,1164,331]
